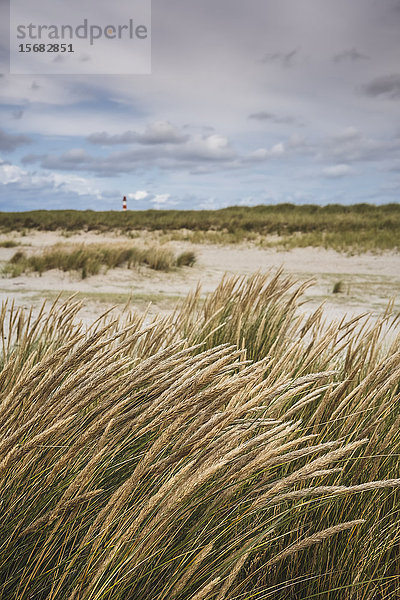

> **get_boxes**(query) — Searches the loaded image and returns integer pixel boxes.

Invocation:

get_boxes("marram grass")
[0,272,399,599]
[2,243,196,278]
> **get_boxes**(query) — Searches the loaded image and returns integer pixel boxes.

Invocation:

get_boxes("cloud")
[22,131,238,175]
[0,128,31,151]
[12,109,24,120]
[0,161,25,184]
[139,121,189,145]
[260,49,298,68]
[88,121,188,145]
[361,74,400,99]
[0,159,102,198]
[323,164,354,178]
[333,126,361,141]
[151,193,171,206]
[88,131,138,145]
[22,148,92,170]
[182,134,236,161]
[128,190,149,200]
[333,48,369,63]
[125,191,175,208]
[319,127,400,163]
[247,142,285,161]
[248,111,297,125]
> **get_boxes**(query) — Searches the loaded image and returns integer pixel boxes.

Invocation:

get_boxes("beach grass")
[1,243,196,278]
[0,271,399,599]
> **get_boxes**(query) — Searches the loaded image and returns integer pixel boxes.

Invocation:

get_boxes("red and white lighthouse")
[122,196,127,211]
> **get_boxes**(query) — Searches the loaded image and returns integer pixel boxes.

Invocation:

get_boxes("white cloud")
[151,193,171,205]
[323,164,354,178]
[128,190,149,200]
[0,162,26,184]
[183,134,235,161]
[248,142,285,161]
[271,142,285,156]
[0,159,102,197]
[249,148,269,160]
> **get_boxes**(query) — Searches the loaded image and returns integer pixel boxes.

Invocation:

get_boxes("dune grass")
[2,244,196,278]
[0,272,399,599]
[0,203,399,252]
[0,240,18,248]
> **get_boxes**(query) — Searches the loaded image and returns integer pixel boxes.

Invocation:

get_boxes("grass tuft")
[332,280,345,294]
[1,244,196,278]
[0,240,18,248]
[176,250,196,267]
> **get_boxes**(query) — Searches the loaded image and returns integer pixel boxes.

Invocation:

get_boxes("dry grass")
[1,244,196,278]
[0,240,18,248]
[0,272,399,599]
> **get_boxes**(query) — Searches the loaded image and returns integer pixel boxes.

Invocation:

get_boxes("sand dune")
[0,230,399,325]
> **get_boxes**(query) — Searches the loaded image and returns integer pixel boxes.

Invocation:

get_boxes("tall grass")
[2,244,196,278]
[0,272,399,599]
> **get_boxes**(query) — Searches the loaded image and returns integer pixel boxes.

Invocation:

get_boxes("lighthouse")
[122,196,127,211]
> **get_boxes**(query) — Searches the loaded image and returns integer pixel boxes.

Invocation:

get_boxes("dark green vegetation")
[0,272,399,599]
[2,244,196,278]
[0,203,399,252]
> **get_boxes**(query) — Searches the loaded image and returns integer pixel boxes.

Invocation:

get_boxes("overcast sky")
[1,0,400,211]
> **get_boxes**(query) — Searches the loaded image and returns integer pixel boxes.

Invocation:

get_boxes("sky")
[1,0,400,211]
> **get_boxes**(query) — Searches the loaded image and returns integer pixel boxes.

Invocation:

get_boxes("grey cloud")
[361,74,400,99]
[260,49,298,68]
[88,121,189,145]
[248,111,297,125]
[320,127,400,163]
[12,109,24,120]
[22,147,235,177]
[139,122,189,145]
[333,48,369,63]
[0,128,31,151]
[88,131,139,145]
[21,131,241,176]
[21,153,46,165]
[22,149,90,169]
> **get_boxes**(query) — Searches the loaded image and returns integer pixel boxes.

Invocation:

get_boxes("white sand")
[0,230,399,325]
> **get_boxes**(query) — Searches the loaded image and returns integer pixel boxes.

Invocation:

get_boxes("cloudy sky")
[1,0,400,211]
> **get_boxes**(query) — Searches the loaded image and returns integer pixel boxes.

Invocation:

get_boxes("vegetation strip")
[1,204,399,252]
